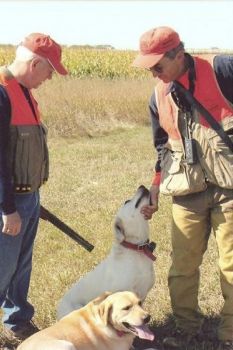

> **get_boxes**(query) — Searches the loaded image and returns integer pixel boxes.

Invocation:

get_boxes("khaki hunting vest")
[155,56,233,196]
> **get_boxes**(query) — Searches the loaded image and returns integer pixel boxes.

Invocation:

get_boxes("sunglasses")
[148,64,163,74]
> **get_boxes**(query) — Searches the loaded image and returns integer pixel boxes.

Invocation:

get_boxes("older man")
[0,33,67,340]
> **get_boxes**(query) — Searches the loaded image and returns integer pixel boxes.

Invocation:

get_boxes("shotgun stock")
[40,205,94,252]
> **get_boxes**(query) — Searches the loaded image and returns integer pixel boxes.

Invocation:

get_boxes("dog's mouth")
[122,322,154,341]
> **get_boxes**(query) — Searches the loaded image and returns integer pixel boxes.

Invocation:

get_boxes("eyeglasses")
[148,64,163,74]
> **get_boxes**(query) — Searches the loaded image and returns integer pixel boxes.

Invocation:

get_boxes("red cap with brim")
[132,52,165,69]
[21,33,68,75]
[132,26,181,69]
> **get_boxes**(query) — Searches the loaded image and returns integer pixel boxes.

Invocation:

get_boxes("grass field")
[0,48,230,349]
[1,127,222,350]
[36,129,222,350]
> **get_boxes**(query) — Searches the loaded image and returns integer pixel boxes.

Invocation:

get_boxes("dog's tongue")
[134,325,154,341]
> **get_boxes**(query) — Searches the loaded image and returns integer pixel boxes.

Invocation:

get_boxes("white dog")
[57,185,156,319]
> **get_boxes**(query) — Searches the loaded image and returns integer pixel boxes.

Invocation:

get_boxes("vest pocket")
[9,125,48,192]
[206,131,233,188]
[160,149,207,196]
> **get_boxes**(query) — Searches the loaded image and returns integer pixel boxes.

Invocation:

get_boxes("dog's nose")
[138,185,149,196]
[143,314,151,324]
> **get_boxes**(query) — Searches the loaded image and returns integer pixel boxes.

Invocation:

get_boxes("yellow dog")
[18,291,155,350]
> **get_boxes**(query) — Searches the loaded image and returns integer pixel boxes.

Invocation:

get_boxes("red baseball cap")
[20,33,68,75]
[132,26,181,69]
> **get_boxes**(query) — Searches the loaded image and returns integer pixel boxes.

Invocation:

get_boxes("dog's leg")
[55,340,77,350]
[18,339,76,350]
[54,340,76,350]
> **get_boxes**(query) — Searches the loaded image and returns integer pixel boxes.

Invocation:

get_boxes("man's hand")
[140,185,160,220]
[2,211,22,236]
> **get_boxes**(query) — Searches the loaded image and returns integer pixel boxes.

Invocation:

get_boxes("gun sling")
[174,80,233,153]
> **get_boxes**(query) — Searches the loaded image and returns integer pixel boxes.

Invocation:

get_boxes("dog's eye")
[124,200,130,205]
[138,301,142,306]
[122,305,131,311]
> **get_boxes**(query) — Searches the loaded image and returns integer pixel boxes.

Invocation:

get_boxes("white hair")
[15,45,56,72]
[15,45,45,63]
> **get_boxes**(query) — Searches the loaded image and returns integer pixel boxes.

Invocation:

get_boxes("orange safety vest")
[0,69,49,193]
[154,56,233,196]
[0,72,41,125]
[155,55,233,140]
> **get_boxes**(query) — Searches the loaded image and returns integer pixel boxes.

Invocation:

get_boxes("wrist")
[152,172,161,186]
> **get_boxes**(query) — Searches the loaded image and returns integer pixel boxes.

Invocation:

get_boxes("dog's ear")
[98,297,113,326]
[93,291,112,305]
[114,218,125,242]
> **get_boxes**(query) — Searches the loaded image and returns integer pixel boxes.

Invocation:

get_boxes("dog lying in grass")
[18,291,155,350]
[57,185,156,319]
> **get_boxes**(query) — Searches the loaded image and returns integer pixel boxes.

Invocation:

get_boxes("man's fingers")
[141,205,158,220]
[4,229,20,236]
[2,211,22,235]
[2,225,21,236]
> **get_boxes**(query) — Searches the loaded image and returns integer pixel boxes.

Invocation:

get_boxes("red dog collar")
[120,241,156,261]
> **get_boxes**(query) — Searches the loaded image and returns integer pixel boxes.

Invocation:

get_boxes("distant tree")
[68,44,115,50]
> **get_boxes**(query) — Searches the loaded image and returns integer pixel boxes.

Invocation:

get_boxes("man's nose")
[151,71,158,78]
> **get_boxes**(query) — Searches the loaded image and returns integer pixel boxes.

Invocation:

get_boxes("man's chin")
[33,83,42,89]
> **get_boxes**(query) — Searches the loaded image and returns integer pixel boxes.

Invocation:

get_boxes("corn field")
[63,48,150,79]
[0,45,149,79]
[1,45,232,80]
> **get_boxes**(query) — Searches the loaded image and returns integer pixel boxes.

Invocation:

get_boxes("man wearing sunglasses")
[133,26,233,349]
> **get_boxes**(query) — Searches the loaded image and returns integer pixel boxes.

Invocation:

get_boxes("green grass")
[0,127,223,350]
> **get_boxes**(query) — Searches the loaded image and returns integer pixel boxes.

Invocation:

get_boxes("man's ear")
[98,297,113,326]
[30,57,41,71]
[114,218,125,242]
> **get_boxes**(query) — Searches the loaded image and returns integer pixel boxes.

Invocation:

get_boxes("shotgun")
[40,205,94,252]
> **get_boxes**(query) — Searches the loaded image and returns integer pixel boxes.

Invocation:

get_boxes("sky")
[1,0,233,50]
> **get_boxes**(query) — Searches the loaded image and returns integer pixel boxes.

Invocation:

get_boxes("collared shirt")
[149,54,233,173]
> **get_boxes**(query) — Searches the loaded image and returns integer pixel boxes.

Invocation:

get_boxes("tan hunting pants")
[169,184,233,341]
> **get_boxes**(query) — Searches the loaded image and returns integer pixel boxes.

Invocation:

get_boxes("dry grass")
[35,76,155,137]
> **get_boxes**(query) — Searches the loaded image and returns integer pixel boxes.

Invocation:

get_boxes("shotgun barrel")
[40,205,94,252]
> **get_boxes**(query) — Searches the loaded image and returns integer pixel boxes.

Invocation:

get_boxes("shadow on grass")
[134,314,222,350]
[0,331,20,350]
